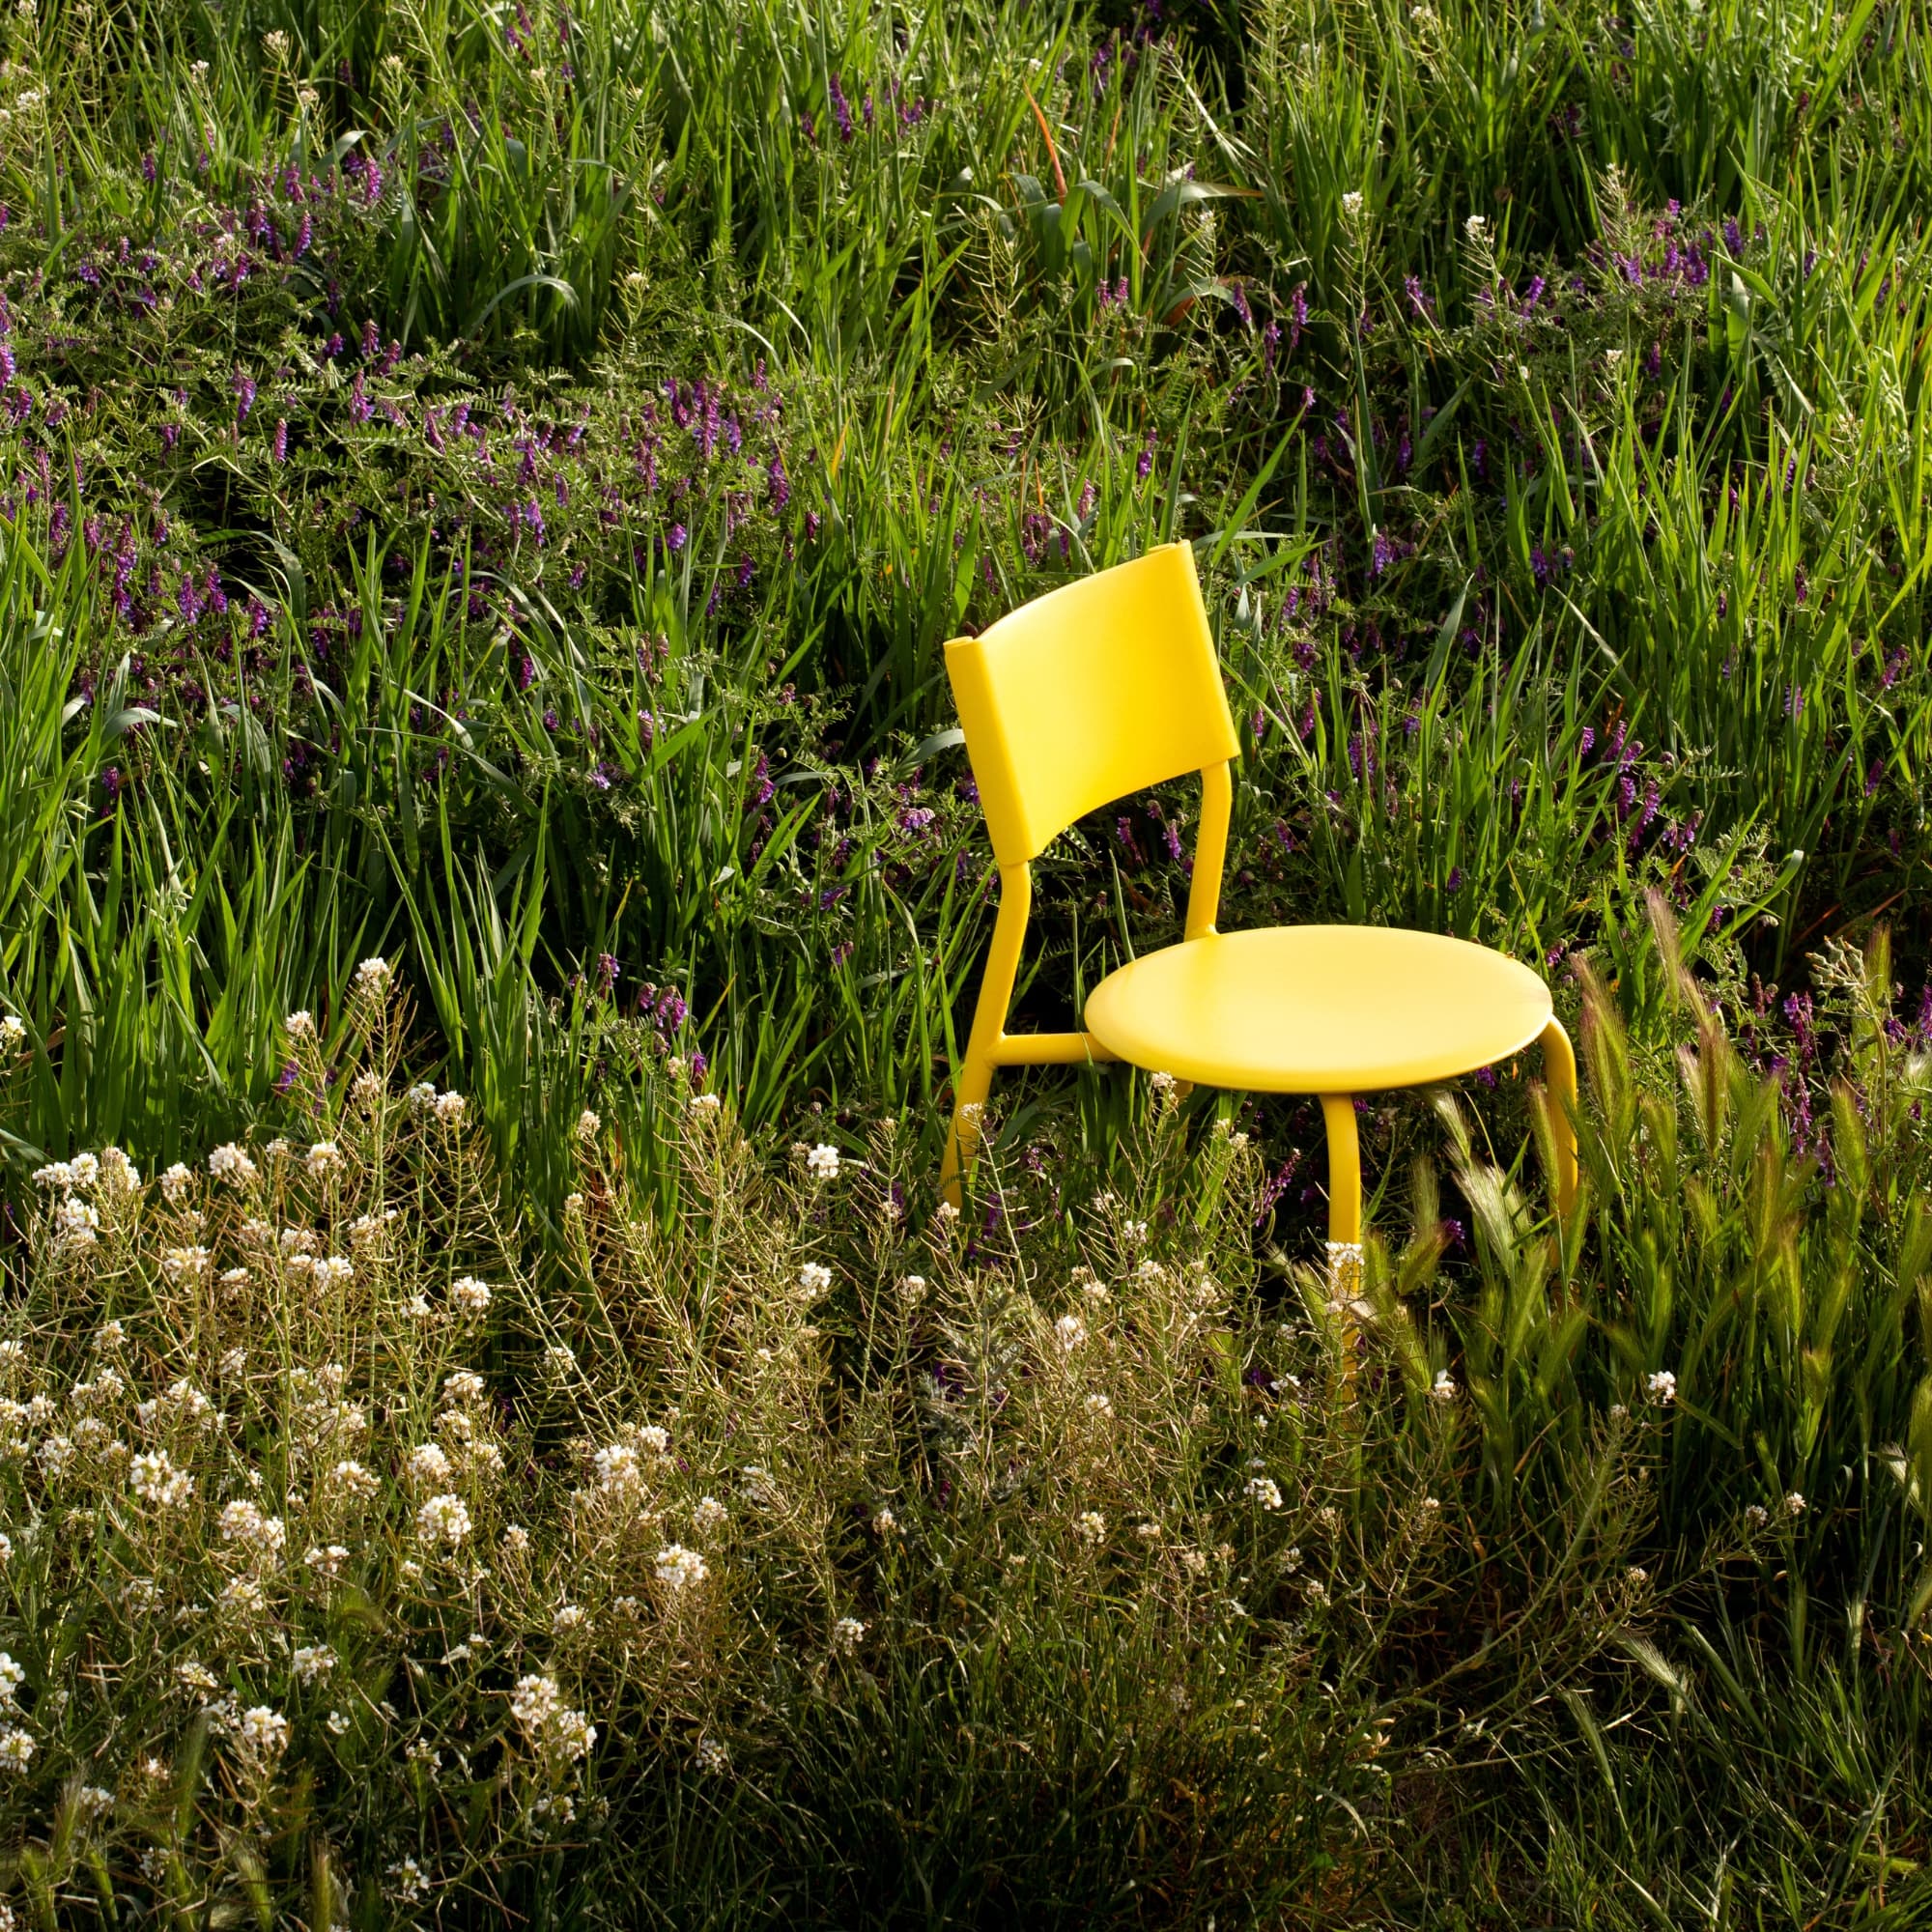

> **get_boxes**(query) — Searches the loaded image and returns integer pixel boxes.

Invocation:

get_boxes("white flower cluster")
[236,1705,289,1764]
[510,1673,596,1765]
[217,1499,287,1562]
[451,1276,492,1315]
[129,1449,193,1510]
[417,1492,472,1547]
[654,1543,709,1590]
[208,1144,258,1188]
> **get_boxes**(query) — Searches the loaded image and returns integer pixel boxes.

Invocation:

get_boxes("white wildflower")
[0,1656,22,1706]
[387,1857,428,1902]
[442,1371,485,1406]
[407,1443,452,1487]
[286,1009,315,1039]
[576,1108,600,1140]
[304,1141,341,1179]
[1646,1370,1678,1404]
[159,1163,193,1204]
[806,1143,840,1179]
[695,1736,729,1775]
[217,1500,286,1559]
[159,1245,212,1282]
[832,1616,866,1654]
[433,1091,467,1125]
[1073,1510,1107,1545]
[129,1450,193,1510]
[237,1705,289,1762]
[693,1495,728,1536]
[208,1144,258,1187]
[216,1577,267,1619]
[417,1492,472,1546]
[451,1276,491,1314]
[353,956,391,998]
[798,1262,832,1294]
[872,1506,897,1536]
[639,1425,670,1456]
[1785,1491,1806,1517]
[1430,1369,1458,1402]
[688,1092,721,1116]
[654,1543,709,1590]
[1054,1313,1086,1352]
[0,1727,34,1773]
[1245,1476,1284,1511]
[292,1645,336,1685]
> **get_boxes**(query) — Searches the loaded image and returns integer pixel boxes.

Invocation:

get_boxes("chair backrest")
[943,542,1240,867]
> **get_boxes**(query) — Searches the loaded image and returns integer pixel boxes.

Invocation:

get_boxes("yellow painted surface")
[1083,925,1552,1093]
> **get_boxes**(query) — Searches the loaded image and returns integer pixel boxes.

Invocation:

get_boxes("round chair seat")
[1082,925,1552,1094]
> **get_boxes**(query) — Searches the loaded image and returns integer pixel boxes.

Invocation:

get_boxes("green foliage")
[1,0,1932,1918]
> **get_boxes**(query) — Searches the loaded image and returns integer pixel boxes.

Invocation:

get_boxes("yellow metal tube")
[1183,760,1233,943]
[1541,1016,1579,1216]
[941,863,1034,1207]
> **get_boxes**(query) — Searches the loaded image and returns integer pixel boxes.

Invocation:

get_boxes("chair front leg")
[940,1045,998,1211]
[1319,1094,1362,1302]
[939,864,1034,1210]
[1540,1017,1579,1217]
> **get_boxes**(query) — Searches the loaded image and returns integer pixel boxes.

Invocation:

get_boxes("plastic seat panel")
[1082,925,1553,1093]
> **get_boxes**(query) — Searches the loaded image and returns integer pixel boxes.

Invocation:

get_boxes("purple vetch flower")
[829,71,856,141]
[272,419,288,464]
[1289,282,1307,355]
[350,373,373,424]
[667,523,687,553]
[1136,428,1157,480]
[596,952,619,996]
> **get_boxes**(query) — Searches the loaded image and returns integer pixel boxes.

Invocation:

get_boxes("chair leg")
[1319,1094,1362,1303]
[1541,1017,1579,1217]
[939,1043,997,1212]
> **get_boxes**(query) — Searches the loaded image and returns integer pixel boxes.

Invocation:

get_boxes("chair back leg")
[1319,1094,1362,1297]
[1540,1018,1580,1216]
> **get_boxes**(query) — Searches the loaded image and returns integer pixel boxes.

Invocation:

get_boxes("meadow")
[1,0,1931,1922]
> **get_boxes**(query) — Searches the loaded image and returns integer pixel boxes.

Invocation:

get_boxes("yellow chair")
[939,541,1577,1278]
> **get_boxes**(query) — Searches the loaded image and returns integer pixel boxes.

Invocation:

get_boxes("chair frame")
[939,740,1579,1268]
